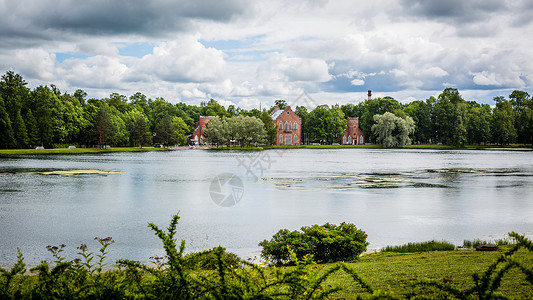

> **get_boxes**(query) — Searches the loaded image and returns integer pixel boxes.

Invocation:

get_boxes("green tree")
[25,109,39,146]
[131,115,152,148]
[466,104,492,145]
[172,116,190,146]
[155,114,177,146]
[509,90,532,144]
[199,99,229,118]
[95,105,115,149]
[295,106,309,144]
[12,109,28,148]
[358,97,402,143]
[274,99,287,110]
[0,95,15,148]
[306,105,346,144]
[260,111,277,145]
[372,112,415,148]
[0,71,30,147]
[434,88,468,146]
[203,116,227,146]
[492,100,517,145]
[404,100,433,144]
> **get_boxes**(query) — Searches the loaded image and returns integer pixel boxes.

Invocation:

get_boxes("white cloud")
[350,79,365,86]
[12,48,56,81]
[472,71,500,86]
[127,36,226,83]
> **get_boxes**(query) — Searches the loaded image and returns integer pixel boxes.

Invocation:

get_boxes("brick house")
[271,106,302,145]
[341,117,365,145]
[191,116,211,145]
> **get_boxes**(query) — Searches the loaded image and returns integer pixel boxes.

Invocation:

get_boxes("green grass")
[381,240,456,253]
[323,246,533,299]
[0,147,169,155]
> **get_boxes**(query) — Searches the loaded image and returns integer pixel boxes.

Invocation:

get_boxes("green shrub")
[462,237,516,249]
[381,240,455,253]
[259,222,369,265]
[183,248,244,270]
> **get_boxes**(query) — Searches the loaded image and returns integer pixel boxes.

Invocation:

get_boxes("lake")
[1,149,532,266]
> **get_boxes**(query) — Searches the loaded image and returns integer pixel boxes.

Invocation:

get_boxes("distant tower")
[368,90,372,100]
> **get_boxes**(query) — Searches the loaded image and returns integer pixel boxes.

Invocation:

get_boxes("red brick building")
[271,106,302,145]
[341,117,364,145]
[191,116,211,145]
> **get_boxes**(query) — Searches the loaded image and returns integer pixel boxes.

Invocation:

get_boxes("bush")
[462,237,516,249]
[259,222,368,265]
[183,248,244,270]
[381,240,456,253]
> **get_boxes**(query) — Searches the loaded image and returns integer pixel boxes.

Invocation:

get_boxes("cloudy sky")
[1,0,532,108]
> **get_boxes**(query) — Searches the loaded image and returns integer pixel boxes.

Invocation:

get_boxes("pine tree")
[0,96,15,148]
[13,110,29,148]
[25,109,40,146]
[132,116,151,148]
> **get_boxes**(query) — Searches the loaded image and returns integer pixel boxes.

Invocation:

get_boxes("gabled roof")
[271,109,283,120]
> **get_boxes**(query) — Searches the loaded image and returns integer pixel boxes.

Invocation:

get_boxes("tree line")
[1,71,532,149]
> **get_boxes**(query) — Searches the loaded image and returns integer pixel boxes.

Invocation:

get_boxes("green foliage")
[372,112,415,148]
[259,222,369,265]
[462,237,516,249]
[0,214,532,299]
[306,104,346,144]
[204,115,266,147]
[493,100,518,145]
[182,248,244,270]
[381,240,456,253]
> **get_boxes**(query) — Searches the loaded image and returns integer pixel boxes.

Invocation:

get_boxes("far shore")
[1,144,531,155]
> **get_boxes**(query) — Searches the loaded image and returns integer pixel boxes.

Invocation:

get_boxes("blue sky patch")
[55,53,90,63]
[117,42,155,58]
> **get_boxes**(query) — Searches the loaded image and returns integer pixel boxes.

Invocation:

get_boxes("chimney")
[367,90,372,100]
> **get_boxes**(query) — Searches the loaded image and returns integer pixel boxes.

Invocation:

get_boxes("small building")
[191,116,212,145]
[341,117,365,145]
[271,106,302,145]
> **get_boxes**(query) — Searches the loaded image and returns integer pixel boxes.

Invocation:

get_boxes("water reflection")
[0,149,532,266]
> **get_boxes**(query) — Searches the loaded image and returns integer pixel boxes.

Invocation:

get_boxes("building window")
[285,121,289,131]
[343,136,346,144]
[279,122,283,130]
[294,122,297,130]
[360,136,364,144]
[294,134,297,144]
[288,122,292,130]
[279,135,283,143]
[348,136,352,144]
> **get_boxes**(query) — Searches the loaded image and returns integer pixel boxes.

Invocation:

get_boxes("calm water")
[1,149,533,266]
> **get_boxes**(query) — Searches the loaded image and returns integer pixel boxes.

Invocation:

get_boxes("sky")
[1,0,532,109]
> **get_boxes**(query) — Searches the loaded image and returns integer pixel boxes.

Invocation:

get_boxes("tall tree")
[260,111,277,145]
[0,71,30,147]
[434,88,468,146]
[155,114,176,146]
[372,112,415,148]
[0,95,15,148]
[404,100,433,144]
[25,109,39,146]
[306,104,346,144]
[95,105,115,149]
[131,116,151,148]
[172,116,190,146]
[492,100,517,145]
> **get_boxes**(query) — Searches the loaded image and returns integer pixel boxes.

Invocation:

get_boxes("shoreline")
[1,144,531,155]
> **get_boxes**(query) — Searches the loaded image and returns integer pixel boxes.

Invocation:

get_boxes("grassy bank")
[325,246,532,299]
[0,147,169,155]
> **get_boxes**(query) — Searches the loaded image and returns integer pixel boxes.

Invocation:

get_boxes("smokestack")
[367,90,372,100]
